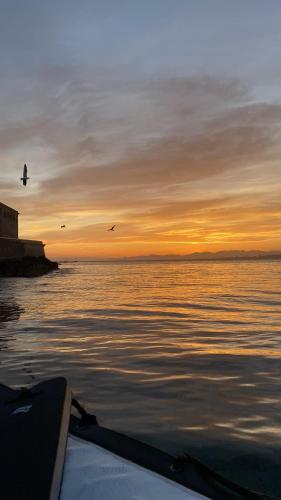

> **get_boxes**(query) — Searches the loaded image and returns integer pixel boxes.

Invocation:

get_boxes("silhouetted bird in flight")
[21,164,29,186]
[60,225,66,229]
[107,225,116,231]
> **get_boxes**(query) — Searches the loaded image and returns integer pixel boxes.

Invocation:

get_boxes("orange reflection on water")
[1,260,281,463]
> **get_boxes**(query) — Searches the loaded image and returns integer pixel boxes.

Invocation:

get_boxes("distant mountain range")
[115,250,281,262]
[59,250,281,263]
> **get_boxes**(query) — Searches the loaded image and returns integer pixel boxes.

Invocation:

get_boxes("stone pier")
[0,201,58,276]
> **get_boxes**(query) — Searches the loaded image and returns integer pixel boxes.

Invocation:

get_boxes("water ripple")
[0,260,280,495]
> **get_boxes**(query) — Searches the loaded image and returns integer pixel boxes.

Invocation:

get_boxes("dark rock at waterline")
[0,256,59,277]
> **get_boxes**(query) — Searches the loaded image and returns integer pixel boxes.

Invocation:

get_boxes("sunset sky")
[1,1,281,258]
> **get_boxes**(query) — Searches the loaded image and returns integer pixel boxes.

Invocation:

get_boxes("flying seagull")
[21,164,29,186]
[60,225,66,229]
[107,225,116,231]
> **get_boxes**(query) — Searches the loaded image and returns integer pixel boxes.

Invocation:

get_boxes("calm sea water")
[0,260,280,496]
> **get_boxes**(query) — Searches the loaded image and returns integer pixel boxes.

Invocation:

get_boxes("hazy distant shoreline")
[58,250,281,263]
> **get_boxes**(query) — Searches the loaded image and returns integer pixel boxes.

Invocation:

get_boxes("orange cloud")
[1,75,281,257]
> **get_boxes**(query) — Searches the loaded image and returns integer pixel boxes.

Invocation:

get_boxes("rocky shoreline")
[0,256,59,277]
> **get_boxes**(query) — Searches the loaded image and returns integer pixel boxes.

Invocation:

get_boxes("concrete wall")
[0,238,23,260]
[0,203,18,238]
[0,238,45,260]
[21,240,45,257]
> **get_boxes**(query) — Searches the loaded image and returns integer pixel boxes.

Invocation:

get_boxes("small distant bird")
[107,225,116,231]
[21,164,29,186]
[60,225,66,229]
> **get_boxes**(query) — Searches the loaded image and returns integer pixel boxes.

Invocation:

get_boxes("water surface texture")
[0,261,280,496]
